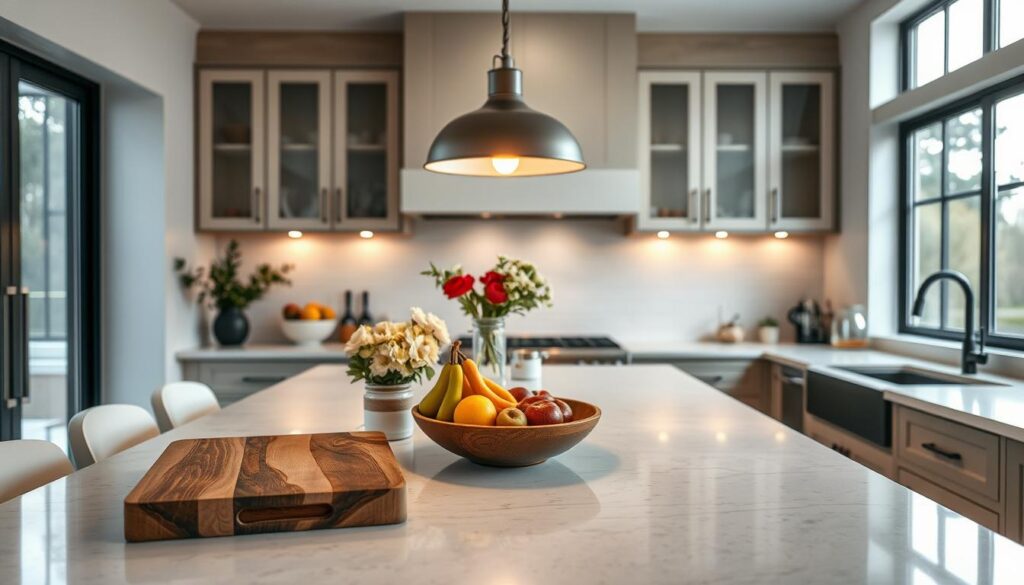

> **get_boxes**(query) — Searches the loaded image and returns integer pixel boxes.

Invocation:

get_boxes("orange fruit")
[453,395,497,426]
[321,306,337,319]
[300,303,322,320]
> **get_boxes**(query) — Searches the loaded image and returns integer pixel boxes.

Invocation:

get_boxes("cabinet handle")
[689,189,699,223]
[17,288,29,405]
[335,188,344,223]
[2,287,14,408]
[921,442,962,461]
[770,188,779,224]
[241,375,287,384]
[320,188,328,223]
[253,187,262,223]
[703,189,712,223]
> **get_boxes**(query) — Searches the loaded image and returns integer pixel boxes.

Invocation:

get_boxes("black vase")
[213,306,250,346]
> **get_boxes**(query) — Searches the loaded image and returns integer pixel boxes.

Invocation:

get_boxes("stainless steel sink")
[834,365,1006,386]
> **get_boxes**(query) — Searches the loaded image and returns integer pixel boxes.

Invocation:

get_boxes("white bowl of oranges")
[280,302,337,347]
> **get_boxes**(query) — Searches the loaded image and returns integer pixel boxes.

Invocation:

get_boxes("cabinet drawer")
[805,414,894,479]
[194,361,317,405]
[895,407,1001,504]
[897,467,1000,532]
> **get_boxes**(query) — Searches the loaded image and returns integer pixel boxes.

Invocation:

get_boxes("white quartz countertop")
[3,364,1022,584]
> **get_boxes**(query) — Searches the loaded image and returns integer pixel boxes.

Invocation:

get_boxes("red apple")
[496,407,528,427]
[552,398,574,422]
[518,394,554,409]
[524,401,564,426]
[536,390,551,397]
[508,387,534,402]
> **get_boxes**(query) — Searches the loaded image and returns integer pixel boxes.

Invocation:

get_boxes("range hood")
[401,12,639,217]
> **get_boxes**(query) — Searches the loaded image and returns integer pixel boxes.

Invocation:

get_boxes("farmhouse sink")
[833,366,1007,387]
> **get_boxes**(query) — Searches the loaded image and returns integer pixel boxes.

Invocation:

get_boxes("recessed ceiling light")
[656,230,670,239]
[714,231,729,239]
[774,231,790,239]
[287,230,303,239]
[359,230,374,239]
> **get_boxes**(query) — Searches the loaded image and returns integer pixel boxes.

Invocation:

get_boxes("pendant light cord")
[501,0,510,60]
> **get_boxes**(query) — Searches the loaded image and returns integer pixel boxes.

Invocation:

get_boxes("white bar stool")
[151,381,221,432]
[0,439,73,503]
[67,405,159,468]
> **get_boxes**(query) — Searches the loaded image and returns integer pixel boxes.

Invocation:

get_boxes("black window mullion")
[984,0,995,52]
[979,94,994,347]
[943,2,951,76]
[939,118,950,330]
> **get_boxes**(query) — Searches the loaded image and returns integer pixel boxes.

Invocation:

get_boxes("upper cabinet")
[197,67,400,233]
[637,69,835,233]
[198,70,266,231]
[768,71,834,231]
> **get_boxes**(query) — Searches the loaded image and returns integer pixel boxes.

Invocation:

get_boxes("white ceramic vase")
[758,326,780,344]
[363,383,414,440]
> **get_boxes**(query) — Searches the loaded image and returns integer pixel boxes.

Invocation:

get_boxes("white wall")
[221,221,826,345]
[0,0,210,407]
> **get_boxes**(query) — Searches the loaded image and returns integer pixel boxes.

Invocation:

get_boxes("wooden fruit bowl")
[412,398,601,467]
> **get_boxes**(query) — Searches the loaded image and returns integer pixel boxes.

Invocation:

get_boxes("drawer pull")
[241,375,287,384]
[922,442,962,461]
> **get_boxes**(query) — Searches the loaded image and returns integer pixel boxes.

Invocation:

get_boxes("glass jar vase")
[831,304,869,349]
[472,317,507,384]
[363,383,415,440]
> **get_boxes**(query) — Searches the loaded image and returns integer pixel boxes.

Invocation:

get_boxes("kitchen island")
[2,365,1022,584]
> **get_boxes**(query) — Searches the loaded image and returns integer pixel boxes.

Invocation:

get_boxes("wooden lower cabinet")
[1006,440,1024,543]
[897,467,1001,532]
[804,413,894,479]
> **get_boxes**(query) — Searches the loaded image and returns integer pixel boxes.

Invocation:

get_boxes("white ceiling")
[170,0,862,33]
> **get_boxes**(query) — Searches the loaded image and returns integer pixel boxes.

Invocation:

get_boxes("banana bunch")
[417,340,517,421]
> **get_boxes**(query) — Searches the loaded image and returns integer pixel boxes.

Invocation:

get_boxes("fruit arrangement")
[418,341,575,427]
[282,302,337,321]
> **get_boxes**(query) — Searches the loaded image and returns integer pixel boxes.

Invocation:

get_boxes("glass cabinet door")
[638,71,702,231]
[267,71,331,231]
[333,70,399,231]
[769,72,834,231]
[198,70,265,230]
[703,72,767,230]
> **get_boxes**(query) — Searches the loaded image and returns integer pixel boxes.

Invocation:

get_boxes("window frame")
[900,0,997,92]
[899,72,1024,352]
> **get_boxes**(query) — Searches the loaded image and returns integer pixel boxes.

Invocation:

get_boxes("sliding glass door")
[0,43,99,444]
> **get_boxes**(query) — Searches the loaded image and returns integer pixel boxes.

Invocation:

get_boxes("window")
[902,0,1022,91]
[901,74,1024,350]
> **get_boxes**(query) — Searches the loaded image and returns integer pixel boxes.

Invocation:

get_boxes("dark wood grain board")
[124,432,405,542]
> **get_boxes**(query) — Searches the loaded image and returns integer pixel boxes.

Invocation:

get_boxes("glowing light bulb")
[359,230,374,239]
[287,230,303,239]
[714,231,729,239]
[774,231,789,239]
[656,230,670,240]
[491,156,520,175]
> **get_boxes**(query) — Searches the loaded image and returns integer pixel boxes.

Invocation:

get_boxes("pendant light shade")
[423,1,585,177]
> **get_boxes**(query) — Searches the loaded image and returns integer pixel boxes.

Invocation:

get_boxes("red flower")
[484,280,508,304]
[480,271,506,287]
[442,274,475,299]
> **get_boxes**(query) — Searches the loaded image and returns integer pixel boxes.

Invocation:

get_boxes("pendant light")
[423,0,586,177]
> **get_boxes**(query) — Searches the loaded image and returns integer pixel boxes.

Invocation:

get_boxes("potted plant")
[758,316,781,344]
[174,240,293,346]
[345,307,450,440]
[423,256,552,383]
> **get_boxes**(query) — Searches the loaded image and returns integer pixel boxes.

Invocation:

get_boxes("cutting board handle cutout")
[236,503,334,525]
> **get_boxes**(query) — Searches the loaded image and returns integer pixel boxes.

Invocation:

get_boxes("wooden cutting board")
[124,432,405,542]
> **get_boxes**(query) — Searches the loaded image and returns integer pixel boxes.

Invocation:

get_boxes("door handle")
[921,442,962,461]
[16,288,29,405]
[2,287,14,408]
[335,188,344,223]
[703,189,712,223]
[770,188,779,224]
[689,189,699,223]
[241,375,287,384]
[253,187,262,223]
[320,188,328,223]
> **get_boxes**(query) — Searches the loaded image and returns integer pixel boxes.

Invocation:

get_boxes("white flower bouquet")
[344,307,451,385]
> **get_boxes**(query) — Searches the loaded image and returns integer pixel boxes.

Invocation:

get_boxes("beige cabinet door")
[1007,439,1024,543]
[637,71,703,232]
[198,69,266,231]
[333,70,400,231]
[768,71,834,232]
[702,71,769,231]
[267,70,332,231]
